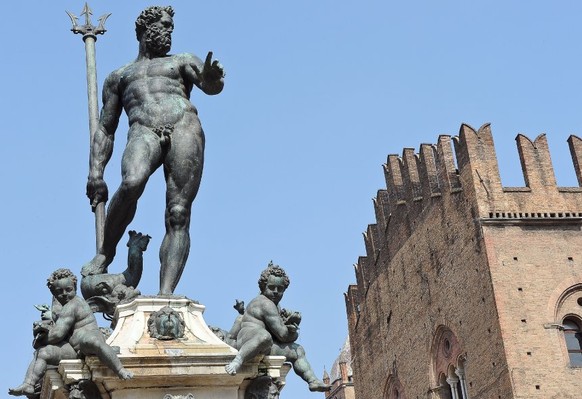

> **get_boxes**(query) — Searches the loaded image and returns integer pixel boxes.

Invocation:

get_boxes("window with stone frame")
[563,317,582,366]
[431,326,469,399]
[445,364,468,399]
[384,374,405,399]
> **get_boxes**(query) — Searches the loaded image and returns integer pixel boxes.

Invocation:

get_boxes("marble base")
[42,296,288,399]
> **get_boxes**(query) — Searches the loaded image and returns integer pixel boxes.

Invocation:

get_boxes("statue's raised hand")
[87,177,109,209]
[194,51,224,83]
[233,299,245,315]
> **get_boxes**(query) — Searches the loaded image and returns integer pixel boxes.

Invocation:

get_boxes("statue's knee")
[37,346,54,361]
[121,176,146,197]
[167,204,189,228]
[296,345,305,357]
[257,330,273,349]
[37,347,48,359]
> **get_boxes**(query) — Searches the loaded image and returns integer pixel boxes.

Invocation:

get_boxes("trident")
[66,3,111,252]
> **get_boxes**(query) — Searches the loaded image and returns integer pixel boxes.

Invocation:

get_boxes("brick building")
[345,124,582,398]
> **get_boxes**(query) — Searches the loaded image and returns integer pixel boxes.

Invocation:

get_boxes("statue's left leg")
[159,120,205,295]
[80,334,133,380]
[9,344,76,396]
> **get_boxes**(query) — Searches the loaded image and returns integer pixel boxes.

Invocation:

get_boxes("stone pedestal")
[41,296,288,399]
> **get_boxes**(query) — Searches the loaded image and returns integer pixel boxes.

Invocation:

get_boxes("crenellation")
[567,135,582,186]
[373,190,390,232]
[345,285,360,332]
[455,123,503,205]
[418,143,441,200]
[356,256,371,295]
[384,155,407,208]
[435,135,461,193]
[363,227,376,263]
[402,148,423,202]
[515,134,557,190]
[366,223,382,262]
[354,257,365,294]
[366,125,582,291]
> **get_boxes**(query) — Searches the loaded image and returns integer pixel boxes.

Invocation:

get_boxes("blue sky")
[3,1,582,398]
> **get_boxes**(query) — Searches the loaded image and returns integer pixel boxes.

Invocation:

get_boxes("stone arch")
[545,282,582,367]
[544,275,582,321]
[430,326,468,399]
[431,325,463,381]
[383,374,406,399]
[553,283,582,322]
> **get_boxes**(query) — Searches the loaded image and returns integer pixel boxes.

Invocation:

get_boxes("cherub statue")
[9,268,132,397]
[224,262,331,392]
[81,231,150,319]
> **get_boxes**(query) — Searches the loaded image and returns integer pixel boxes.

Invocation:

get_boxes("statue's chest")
[121,59,181,86]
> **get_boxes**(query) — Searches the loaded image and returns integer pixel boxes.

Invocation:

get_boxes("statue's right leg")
[270,343,331,392]
[83,128,162,276]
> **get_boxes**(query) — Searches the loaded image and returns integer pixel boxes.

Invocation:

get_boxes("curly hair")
[135,6,175,41]
[47,268,77,291]
[258,261,290,292]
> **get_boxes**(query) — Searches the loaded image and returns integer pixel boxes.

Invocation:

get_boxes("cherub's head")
[47,268,77,306]
[258,262,290,305]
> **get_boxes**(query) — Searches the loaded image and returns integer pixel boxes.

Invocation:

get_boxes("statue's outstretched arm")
[186,52,225,95]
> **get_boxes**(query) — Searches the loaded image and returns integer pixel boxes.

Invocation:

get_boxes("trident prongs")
[96,13,112,35]
[65,10,80,33]
[66,3,110,39]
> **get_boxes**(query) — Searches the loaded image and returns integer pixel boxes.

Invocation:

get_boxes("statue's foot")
[308,380,332,392]
[117,368,133,380]
[127,230,151,252]
[225,359,242,375]
[81,254,109,277]
[8,383,35,396]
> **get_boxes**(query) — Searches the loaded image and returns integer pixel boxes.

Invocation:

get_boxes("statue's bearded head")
[145,22,172,56]
[136,6,174,56]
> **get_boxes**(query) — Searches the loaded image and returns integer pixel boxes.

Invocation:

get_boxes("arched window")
[563,317,582,366]
[384,374,405,399]
[431,326,469,398]
[445,364,469,399]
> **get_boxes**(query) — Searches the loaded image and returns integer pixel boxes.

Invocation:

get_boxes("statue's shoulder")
[173,52,201,64]
[252,295,279,312]
[105,61,134,83]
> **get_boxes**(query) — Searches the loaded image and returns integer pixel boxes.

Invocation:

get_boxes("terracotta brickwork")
[345,124,582,399]
[324,361,355,399]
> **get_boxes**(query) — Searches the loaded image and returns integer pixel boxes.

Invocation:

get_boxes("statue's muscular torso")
[113,53,200,129]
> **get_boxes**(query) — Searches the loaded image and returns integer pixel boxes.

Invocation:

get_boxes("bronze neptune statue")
[82,6,224,295]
